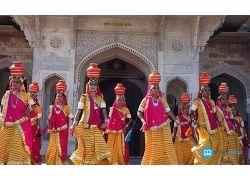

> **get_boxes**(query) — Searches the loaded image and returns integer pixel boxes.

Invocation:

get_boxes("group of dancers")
[0,61,248,165]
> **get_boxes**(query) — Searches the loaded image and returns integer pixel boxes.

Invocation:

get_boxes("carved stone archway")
[76,43,156,106]
[208,63,250,99]
[166,76,189,93]
[41,73,65,131]
[166,76,188,115]
[76,43,155,85]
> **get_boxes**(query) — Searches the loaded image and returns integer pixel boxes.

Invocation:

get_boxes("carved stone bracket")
[192,16,226,52]
[12,15,37,48]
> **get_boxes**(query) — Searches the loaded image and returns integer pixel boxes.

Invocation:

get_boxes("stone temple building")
[0,15,250,159]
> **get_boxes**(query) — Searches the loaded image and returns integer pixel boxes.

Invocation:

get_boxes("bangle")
[73,121,78,126]
[141,118,145,124]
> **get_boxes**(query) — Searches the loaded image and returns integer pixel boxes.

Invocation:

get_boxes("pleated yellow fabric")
[223,132,242,165]
[216,126,227,164]
[141,123,178,165]
[45,132,67,165]
[216,106,241,164]
[0,126,31,165]
[107,132,125,165]
[191,98,222,165]
[174,135,195,164]
[192,127,220,165]
[70,123,111,165]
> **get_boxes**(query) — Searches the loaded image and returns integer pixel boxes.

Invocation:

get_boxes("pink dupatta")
[143,97,168,131]
[87,94,102,126]
[178,114,190,139]
[217,103,234,131]
[48,105,69,162]
[4,91,32,154]
[106,101,126,132]
[201,98,218,130]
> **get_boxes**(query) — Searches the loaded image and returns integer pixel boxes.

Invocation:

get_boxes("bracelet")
[141,118,146,124]
[73,121,79,126]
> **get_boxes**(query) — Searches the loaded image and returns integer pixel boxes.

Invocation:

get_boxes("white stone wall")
[32,16,76,156]
[160,16,200,103]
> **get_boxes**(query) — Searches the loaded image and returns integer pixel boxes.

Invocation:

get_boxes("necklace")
[11,95,19,109]
[54,105,62,115]
[152,98,159,107]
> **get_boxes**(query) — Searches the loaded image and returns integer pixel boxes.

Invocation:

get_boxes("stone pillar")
[32,48,43,103]
[159,16,165,96]
[158,50,165,96]
[190,52,200,103]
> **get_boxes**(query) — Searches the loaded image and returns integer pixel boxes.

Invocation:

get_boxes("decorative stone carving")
[192,16,200,51]
[49,35,63,49]
[41,72,66,86]
[76,43,155,85]
[159,16,165,51]
[170,39,184,53]
[76,30,158,67]
[70,16,77,49]
[35,16,41,48]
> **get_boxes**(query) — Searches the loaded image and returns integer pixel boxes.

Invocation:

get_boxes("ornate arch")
[76,43,155,85]
[208,63,250,98]
[42,73,65,86]
[166,76,189,92]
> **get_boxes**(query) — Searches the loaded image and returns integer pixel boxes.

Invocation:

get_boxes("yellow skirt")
[107,132,125,165]
[141,123,178,165]
[0,125,31,164]
[223,132,242,165]
[45,132,67,165]
[70,124,111,165]
[192,127,220,165]
[217,126,226,164]
[174,137,195,165]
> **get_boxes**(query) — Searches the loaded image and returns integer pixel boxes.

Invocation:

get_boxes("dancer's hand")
[70,121,78,133]
[36,128,41,137]
[140,121,146,131]
[100,123,106,129]
[172,133,176,143]
[175,117,180,125]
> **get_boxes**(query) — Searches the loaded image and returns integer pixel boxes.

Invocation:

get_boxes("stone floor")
[40,140,250,165]
[41,155,142,165]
